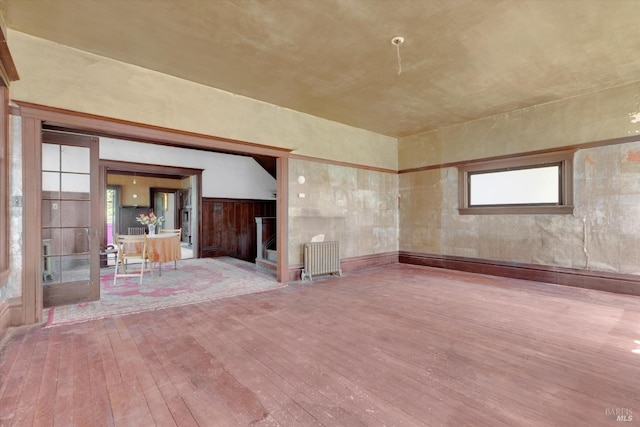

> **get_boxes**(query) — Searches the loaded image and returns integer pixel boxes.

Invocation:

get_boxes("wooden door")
[41,131,100,307]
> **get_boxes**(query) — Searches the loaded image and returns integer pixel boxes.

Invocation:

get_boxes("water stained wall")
[288,158,398,266]
[576,143,640,274]
[399,140,640,275]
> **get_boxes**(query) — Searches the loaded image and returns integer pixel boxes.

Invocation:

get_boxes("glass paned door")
[42,133,99,307]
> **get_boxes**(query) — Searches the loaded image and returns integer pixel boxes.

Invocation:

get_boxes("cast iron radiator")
[301,241,342,282]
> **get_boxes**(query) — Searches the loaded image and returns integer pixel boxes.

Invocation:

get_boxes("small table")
[146,233,181,275]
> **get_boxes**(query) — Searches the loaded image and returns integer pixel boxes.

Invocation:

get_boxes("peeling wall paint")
[400,140,640,275]
[626,150,640,162]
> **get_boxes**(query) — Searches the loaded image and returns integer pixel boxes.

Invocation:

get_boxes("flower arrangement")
[136,211,164,226]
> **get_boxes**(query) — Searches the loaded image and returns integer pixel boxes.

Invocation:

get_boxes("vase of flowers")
[136,211,164,235]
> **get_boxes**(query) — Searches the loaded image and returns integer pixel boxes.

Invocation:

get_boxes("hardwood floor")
[1,264,640,426]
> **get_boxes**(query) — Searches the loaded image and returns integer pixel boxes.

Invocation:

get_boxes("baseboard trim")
[0,300,9,337]
[342,252,399,273]
[287,251,399,282]
[286,265,302,282]
[256,258,277,271]
[399,251,640,296]
[0,297,22,337]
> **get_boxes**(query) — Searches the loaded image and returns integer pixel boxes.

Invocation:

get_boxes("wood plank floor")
[2,264,640,426]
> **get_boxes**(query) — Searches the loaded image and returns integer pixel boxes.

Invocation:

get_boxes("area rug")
[45,257,285,327]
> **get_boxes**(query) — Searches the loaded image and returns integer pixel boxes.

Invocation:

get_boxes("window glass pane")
[470,165,559,206]
[61,145,90,173]
[42,143,60,171]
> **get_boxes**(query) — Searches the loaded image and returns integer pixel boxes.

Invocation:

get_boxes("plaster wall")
[288,159,398,266]
[8,30,397,171]
[399,80,640,170]
[106,175,188,207]
[399,141,640,275]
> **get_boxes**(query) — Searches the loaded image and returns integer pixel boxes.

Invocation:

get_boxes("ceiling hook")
[391,36,405,75]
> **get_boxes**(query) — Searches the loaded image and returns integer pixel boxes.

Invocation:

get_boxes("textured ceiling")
[2,0,640,138]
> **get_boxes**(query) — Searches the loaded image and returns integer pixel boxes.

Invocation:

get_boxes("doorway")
[106,185,120,246]
[102,163,201,260]
[19,103,289,325]
[154,191,177,228]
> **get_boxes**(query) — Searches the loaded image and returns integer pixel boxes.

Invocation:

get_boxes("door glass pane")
[42,200,61,228]
[42,172,60,199]
[61,254,90,282]
[61,145,90,173]
[61,228,89,255]
[42,143,60,171]
[60,200,91,227]
[43,256,60,284]
[42,228,61,255]
[61,173,90,196]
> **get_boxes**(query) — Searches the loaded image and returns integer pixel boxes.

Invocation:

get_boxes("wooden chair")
[128,227,146,235]
[159,228,181,269]
[113,234,149,285]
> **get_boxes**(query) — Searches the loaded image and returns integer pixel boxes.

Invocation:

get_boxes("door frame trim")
[21,116,42,323]
[17,101,289,325]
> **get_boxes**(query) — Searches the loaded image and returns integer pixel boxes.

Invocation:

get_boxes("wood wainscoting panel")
[400,251,640,296]
[201,198,276,262]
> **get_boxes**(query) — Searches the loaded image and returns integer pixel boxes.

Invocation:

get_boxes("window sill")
[459,205,574,215]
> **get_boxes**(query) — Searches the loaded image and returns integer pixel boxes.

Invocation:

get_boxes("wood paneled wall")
[201,198,276,262]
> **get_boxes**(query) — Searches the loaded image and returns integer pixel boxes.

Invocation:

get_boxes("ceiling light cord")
[391,36,405,76]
